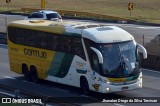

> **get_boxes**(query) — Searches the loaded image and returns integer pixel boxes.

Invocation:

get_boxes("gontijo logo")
[24,48,47,59]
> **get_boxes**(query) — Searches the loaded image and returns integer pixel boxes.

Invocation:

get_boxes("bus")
[7,20,147,94]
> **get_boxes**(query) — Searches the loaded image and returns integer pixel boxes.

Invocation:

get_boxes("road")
[0,45,160,106]
[0,14,160,45]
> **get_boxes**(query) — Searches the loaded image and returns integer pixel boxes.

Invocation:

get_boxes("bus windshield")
[98,41,138,77]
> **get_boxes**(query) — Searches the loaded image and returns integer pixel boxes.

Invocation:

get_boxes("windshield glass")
[46,13,61,20]
[97,41,137,77]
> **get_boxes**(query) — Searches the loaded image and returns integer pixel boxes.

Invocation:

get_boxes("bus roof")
[8,20,134,43]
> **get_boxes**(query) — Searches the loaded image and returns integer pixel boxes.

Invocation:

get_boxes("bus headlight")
[106,87,110,91]
[139,83,142,88]
[138,76,142,81]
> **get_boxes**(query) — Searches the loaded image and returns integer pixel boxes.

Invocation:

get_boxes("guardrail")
[21,8,128,22]
[141,53,160,71]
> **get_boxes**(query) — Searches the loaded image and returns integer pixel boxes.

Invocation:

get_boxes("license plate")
[122,86,128,90]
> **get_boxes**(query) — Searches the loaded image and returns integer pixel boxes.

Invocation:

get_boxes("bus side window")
[36,32,47,49]
[84,38,100,73]
[46,33,56,50]
[61,36,69,52]
[71,37,85,60]
[15,28,25,45]
[8,27,17,43]
[25,29,35,46]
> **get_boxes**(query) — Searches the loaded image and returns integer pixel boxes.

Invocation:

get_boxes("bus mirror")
[137,44,147,59]
[90,47,103,64]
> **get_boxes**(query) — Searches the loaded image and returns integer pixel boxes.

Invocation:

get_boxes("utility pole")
[41,0,46,9]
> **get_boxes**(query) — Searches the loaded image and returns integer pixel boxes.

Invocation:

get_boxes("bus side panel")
[8,41,23,74]
[46,55,87,87]
[8,40,56,79]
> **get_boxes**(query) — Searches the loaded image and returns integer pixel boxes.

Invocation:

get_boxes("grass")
[0,0,160,23]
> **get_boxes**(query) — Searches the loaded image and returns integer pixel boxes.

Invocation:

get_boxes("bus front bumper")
[101,79,142,93]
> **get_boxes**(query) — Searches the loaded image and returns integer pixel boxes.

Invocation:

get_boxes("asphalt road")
[0,14,160,45]
[0,45,160,106]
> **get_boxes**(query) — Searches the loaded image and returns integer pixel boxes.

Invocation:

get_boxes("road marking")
[0,44,8,47]
[143,68,160,74]
[120,25,160,30]
[0,76,71,94]
[114,103,125,106]
[0,91,15,97]
[0,75,15,79]
[136,27,160,29]
[144,75,160,80]
[143,69,160,79]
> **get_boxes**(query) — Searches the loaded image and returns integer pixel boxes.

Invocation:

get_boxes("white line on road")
[144,75,160,79]
[0,75,15,79]
[0,44,8,47]
[120,25,160,30]
[0,91,15,97]
[136,27,160,29]
[114,103,125,106]
[143,68,160,74]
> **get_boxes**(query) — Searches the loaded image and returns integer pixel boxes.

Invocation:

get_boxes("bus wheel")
[30,66,38,83]
[80,77,90,95]
[23,65,31,81]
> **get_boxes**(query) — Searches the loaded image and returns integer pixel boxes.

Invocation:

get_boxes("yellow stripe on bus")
[108,78,126,82]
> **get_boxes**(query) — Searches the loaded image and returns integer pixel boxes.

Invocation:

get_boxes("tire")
[30,66,38,83]
[23,65,31,81]
[80,77,90,95]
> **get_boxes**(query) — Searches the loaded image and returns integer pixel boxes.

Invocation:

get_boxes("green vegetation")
[0,0,160,23]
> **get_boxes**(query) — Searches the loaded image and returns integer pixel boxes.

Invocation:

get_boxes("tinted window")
[36,31,47,48]
[46,33,58,50]
[29,13,44,18]
[46,13,61,20]
[16,28,25,45]
[24,29,36,46]
[8,27,16,43]
[8,27,86,60]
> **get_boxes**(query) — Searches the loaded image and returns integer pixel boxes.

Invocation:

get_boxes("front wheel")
[80,78,90,95]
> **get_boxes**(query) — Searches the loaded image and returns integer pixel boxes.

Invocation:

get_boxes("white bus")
[7,20,147,94]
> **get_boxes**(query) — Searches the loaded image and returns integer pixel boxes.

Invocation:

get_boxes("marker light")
[107,81,110,84]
